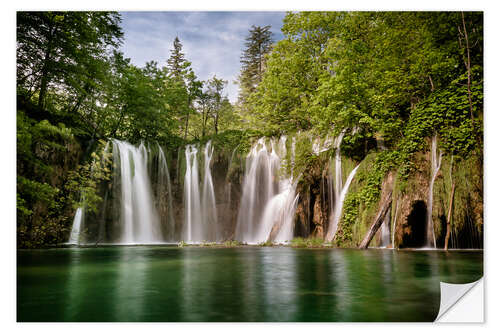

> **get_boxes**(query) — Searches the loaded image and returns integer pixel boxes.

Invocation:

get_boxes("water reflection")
[113,247,149,321]
[17,247,483,322]
[65,249,83,321]
[330,250,350,321]
[261,248,297,321]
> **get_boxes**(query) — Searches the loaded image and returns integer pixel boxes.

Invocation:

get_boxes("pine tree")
[237,25,273,104]
[166,36,201,140]
[167,36,190,81]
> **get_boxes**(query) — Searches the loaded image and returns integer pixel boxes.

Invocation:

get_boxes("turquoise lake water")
[17,246,483,322]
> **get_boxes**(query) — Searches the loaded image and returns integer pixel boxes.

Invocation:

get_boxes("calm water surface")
[17,246,482,322]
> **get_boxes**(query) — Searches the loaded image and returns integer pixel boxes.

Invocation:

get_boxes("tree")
[206,75,228,135]
[17,12,123,110]
[245,12,341,134]
[167,36,190,80]
[166,37,202,140]
[237,25,273,105]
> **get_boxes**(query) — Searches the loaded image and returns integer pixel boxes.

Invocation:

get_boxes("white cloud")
[119,11,285,103]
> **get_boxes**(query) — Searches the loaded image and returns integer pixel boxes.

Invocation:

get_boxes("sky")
[119,12,287,103]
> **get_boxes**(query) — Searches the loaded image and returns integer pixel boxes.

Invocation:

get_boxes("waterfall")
[380,211,391,247]
[157,145,175,241]
[312,137,321,155]
[66,134,368,245]
[235,138,279,243]
[427,134,443,248]
[334,132,345,199]
[325,131,357,243]
[68,207,84,244]
[235,137,297,244]
[202,141,218,241]
[268,179,299,243]
[326,164,360,242]
[391,198,400,248]
[183,145,202,242]
[312,135,333,155]
[324,133,347,240]
[183,141,218,243]
[112,140,161,244]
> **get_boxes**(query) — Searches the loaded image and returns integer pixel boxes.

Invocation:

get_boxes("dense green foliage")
[246,12,482,150]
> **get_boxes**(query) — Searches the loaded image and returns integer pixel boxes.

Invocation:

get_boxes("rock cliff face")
[17,127,83,248]
[395,152,431,248]
[290,147,483,249]
[294,157,331,240]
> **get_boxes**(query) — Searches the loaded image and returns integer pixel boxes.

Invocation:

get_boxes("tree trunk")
[184,112,190,140]
[184,97,192,140]
[111,106,126,137]
[461,11,474,121]
[214,112,219,135]
[38,39,53,109]
[70,82,92,114]
[359,190,393,249]
[201,106,207,137]
[444,181,456,251]
[38,22,57,109]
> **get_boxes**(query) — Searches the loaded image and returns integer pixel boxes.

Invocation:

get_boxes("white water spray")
[235,137,297,244]
[112,140,161,244]
[334,132,345,198]
[324,131,359,242]
[326,163,360,242]
[427,134,443,248]
[68,207,84,244]
[202,141,218,241]
[391,198,400,248]
[183,141,218,243]
[183,145,202,242]
[380,211,391,247]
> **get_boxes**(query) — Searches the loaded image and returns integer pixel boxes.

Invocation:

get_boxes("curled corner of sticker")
[435,277,483,323]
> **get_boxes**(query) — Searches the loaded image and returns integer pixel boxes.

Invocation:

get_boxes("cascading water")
[235,137,297,244]
[112,140,161,244]
[334,132,345,199]
[326,164,360,242]
[426,134,443,248]
[183,141,218,243]
[68,207,84,244]
[266,179,299,243]
[260,137,299,243]
[66,133,365,246]
[312,135,333,156]
[380,212,391,247]
[202,141,218,241]
[391,198,400,249]
[235,138,279,243]
[183,144,202,242]
[325,131,359,242]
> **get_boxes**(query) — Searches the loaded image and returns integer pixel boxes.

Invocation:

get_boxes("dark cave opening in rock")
[436,214,447,248]
[401,200,428,248]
